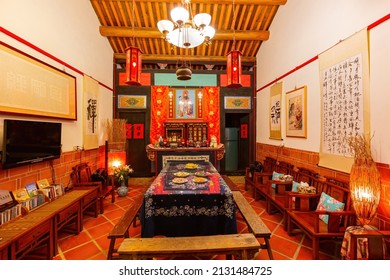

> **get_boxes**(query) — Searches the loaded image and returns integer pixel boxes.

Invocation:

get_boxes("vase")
[117,181,128,197]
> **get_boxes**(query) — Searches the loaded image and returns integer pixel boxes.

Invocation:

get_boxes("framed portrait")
[170,88,200,119]
[286,86,307,138]
[118,95,147,109]
[224,96,251,109]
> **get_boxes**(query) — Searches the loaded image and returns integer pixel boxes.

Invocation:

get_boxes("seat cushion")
[316,192,345,224]
[271,171,284,188]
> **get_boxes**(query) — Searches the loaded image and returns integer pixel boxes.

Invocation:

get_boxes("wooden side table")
[341,225,390,259]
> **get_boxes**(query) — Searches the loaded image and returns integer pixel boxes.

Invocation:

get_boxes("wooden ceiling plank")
[109,1,122,26]
[123,1,133,27]
[250,5,265,30]
[138,1,149,28]
[116,1,129,26]
[147,2,156,28]
[101,1,115,26]
[263,5,278,29]
[90,1,109,26]
[242,4,255,31]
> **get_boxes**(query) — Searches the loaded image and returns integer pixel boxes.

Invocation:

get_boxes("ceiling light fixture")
[157,0,215,49]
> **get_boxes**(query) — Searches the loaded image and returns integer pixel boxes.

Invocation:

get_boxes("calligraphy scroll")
[318,29,370,173]
[83,75,99,150]
[269,82,283,140]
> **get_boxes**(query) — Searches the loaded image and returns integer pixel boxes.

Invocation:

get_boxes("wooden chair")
[266,167,316,230]
[250,157,277,200]
[71,162,114,214]
[253,160,293,201]
[286,178,356,259]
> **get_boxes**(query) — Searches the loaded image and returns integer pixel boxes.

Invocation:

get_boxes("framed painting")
[169,88,200,119]
[118,95,147,109]
[0,42,76,120]
[286,86,307,138]
[224,96,251,109]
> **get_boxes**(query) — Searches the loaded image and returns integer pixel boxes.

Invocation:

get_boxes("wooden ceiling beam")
[109,0,287,5]
[100,26,270,41]
[114,53,257,63]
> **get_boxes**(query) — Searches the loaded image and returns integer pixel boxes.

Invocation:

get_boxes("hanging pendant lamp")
[226,0,242,88]
[125,0,142,86]
[125,46,143,86]
[226,49,242,88]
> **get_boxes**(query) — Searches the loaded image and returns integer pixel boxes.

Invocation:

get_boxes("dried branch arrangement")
[105,118,127,151]
[347,134,381,225]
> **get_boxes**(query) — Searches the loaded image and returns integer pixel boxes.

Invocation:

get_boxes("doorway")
[119,111,152,177]
[223,113,250,175]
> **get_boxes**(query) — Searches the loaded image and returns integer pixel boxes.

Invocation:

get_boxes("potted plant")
[113,164,134,196]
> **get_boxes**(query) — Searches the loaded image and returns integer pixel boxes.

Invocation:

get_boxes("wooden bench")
[117,233,260,260]
[221,175,240,191]
[107,193,145,260]
[232,191,274,259]
[286,178,356,259]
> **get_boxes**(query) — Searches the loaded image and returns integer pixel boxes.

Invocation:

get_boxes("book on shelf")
[25,182,39,197]
[37,179,65,200]
[37,178,50,189]
[0,189,22,225]
[23,182,47,210]
[12,188,30,202]
[53,184,65,197]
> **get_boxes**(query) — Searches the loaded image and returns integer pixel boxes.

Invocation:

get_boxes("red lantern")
[226,50,242,88]
[125,46,142,86]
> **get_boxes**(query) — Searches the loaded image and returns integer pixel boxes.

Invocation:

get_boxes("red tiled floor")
[61,241,102,260]
[53,176,341,260]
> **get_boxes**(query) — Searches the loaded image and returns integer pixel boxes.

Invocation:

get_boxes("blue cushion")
[292,181,300,192]
[316,192,345,224]
[271,171,284,188]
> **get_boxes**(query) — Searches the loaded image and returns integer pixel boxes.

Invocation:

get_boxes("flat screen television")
[2,119,62,169]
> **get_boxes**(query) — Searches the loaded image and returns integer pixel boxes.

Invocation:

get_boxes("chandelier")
[157,0,215,48]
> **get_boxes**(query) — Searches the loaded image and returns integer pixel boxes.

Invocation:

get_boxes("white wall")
[256,0,390,163]
[0,0,113,152]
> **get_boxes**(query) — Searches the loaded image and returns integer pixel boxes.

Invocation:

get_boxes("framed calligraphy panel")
[269,82,283,140]
[318,29,370,173]
[0,42,76,120]
[286,86,307,138]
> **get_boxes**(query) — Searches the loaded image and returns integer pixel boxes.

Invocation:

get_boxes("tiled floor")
[53,176,342,260]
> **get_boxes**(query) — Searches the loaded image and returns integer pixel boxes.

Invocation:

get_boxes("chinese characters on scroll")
[321,54,364,156]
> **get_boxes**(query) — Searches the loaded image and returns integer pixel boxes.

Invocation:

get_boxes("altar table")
[140,161,237,237]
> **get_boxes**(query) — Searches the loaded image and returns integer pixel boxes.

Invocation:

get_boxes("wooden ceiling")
[90,0,286,70]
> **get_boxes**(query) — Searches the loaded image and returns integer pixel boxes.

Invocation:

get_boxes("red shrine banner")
[150,86,220,144]
[150,86,169,144]
[203,87,220,143]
